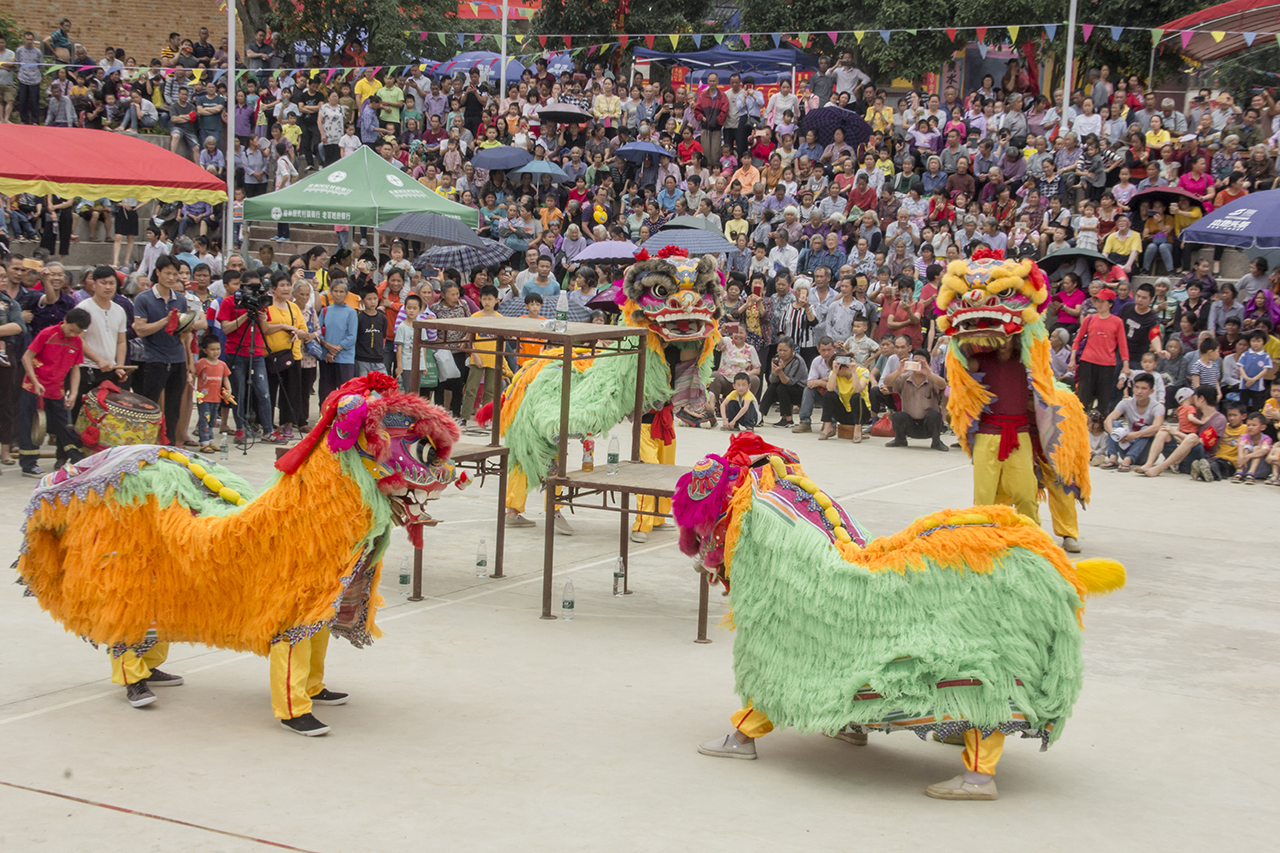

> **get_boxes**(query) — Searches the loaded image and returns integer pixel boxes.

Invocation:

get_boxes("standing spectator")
[262,274,306,442]
[195,80,226,152]
[1069,287,1130,415]
[884,349,948,450]
[15,31,43,125]
[134,256,200,446]
[694,73,728,167]
[0,34,16,125]
[296,77,324,170]
[216,269,274,441]
[193,335,231,452]
[18,307,92,477]
[1118,283,1162,368]
[71,266,128,424]
[354,290,387,376]
[1239,330,1274,413]
[318,279,357,404]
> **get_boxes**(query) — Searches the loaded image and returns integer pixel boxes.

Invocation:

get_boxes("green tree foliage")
[235,0,462,66]
[532,0,715,46]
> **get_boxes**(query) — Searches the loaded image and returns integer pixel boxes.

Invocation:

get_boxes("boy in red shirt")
[19,307,92,478]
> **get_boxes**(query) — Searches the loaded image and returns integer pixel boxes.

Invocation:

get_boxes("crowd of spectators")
[3,18,1280,484]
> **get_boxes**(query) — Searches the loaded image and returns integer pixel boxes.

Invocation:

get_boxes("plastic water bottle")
[475,539,488,577]
[581,435,594,473]
[613,557,626,596]
[398,556,411,595]
[555,291,569,333]
[607,433,620,475]
[219,436,229,464]
[561,579,575,620]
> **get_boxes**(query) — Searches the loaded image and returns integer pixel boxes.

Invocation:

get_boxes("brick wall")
[0,2,245,69]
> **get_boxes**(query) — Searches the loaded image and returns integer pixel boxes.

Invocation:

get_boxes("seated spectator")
[709,323,761,417]
[759,336,806,428]
[1137,386,1226,479]
[718,372,761,432]
[818,350,871,442]
[1235,411,1272,483]
[1101,372,1165,471]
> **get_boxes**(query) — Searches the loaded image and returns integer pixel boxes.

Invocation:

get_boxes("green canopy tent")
[241,147,479,230]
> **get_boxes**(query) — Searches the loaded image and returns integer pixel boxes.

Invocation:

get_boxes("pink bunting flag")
[1081,24,1093,42]
[1181,30,1194,49]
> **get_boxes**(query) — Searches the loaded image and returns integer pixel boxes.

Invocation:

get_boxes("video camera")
[234,277,272,313]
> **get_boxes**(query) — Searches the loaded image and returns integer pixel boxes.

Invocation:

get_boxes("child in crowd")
[1209,403,1248,480]
[1174,387,1201,435]
[460,284,501,418]
[719,372,761,432]
[193,334,231,453]
[1088,409,1107,465]
[518,293,545,365]
[1236,412,1273,484]
[1238,330,1274,413]
[394,293,437,394]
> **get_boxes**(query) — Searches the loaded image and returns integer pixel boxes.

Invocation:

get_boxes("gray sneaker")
[126,681,156,708]
[698,733,757,759]
[791,422,812,434]
[1191,458,1213,482]
[146,669,184,687]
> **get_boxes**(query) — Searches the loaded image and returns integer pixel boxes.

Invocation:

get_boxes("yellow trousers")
[962,728,1006,775]
[971,433,1078,538]
[633,423,676,533]
[731,705,1007,775]
[110,642,170,686]
[269,628,330,720]
[506,466,562,515]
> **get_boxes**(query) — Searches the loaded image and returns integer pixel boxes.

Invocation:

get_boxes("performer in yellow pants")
[268,627,347,736]
[631,422,676,538]
[111,641,184,707]
[703,705,1005,800]
[971,433,1079,541]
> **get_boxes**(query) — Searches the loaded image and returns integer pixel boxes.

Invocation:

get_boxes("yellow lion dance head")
[935,252,1051,357]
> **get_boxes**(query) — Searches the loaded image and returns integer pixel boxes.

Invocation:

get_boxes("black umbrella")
[412,238,513,271]
[800,106,873,148]
[496,294,592,322]
[1130,186,1206,212]
[380,212,485,247]
[661,215,720,233]
[471,145,533,171]
[1037,248,1115,277]
[642,228,736,255]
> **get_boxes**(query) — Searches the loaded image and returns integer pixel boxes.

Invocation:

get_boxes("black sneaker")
[885,439,908,447]
[772,419,793,428]
[147,669,184,687]
[281,712,330,736]
[310,688,349,705]
[126,681,156,708]
[21,465,44,479]
[931,440,950,452]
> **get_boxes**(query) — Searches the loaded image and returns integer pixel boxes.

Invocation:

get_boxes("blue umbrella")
[510,160,570,183]
[616,141,673,163]
[413,238,513,271]
[471,145,533,171]
[800,105,872,148]
[380,212,485,247]
[1176,191,1279,248]
[642,229,736,256]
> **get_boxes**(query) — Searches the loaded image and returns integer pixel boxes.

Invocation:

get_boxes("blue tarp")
[684,68,794,86]
[432,52,526,84]
[1179,190,1280,249]
[632,44,818,73]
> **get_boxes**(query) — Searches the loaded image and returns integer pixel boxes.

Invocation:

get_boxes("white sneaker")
[630,530,648,544]
[925,774,999,800]
[554,512,574,536]
[505,513,536,528]
[698,733,757,760]
[1061,536,1081,553]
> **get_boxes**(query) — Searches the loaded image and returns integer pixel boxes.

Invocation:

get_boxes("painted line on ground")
[834,463,970,502]
[0,780,323,851]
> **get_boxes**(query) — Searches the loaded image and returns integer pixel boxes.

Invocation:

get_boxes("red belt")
[651,403,676,443]
[981,414,1028,461]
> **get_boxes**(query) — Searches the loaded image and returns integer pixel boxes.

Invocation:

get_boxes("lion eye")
[653,282,673,298]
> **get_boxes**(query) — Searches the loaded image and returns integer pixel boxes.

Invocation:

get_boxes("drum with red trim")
[76,386,163,449]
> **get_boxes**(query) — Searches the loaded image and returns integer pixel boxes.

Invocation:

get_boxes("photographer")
[758,337,806,429]
[884,348,949,451]
[216,269,275,441]
[819,350,871,442]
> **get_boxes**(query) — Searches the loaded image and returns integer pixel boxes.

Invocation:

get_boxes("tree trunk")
[237,0,273,44]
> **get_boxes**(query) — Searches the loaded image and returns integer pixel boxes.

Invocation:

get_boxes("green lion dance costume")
[488,247,721,539]
[675,433,1123,800]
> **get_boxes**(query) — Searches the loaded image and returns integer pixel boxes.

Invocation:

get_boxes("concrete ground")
[0,423,1274,852]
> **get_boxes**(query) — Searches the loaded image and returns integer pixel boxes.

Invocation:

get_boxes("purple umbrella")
[800,106,873,148]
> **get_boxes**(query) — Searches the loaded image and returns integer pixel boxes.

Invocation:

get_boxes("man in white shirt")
[1041,89,1076,136]
[832,52,870,98]
[769,230,800,275]
[138,224,172,279]
[72,265,130,422]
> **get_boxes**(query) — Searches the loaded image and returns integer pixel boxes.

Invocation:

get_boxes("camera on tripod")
[234,277,272,313]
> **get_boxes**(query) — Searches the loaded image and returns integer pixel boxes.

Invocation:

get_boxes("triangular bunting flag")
[1081,24,1093,42]
[1180,30,1194,49]
[946,28,957,42]
[457,34,465,47]
[742,34,751,47]
[714,34,724,44]
[771,33,782,49]
[1211,31,1226,43]
[977,42,988,59]
[827,32,838,46]
[1150,28,1163,45]
[564,35,572,48]
[1008,26,1020,44]
[514,34,524,45]
[878,31,890,45]
[469,2,477,13]
[419,31,428,40]
[1243,32,1257,46]
[645,35,656,49]
[798,32,809,47]
[854,31,865,44]
[437,33,447,46]
[537,35,547,47]
[1275,33,1280,49]
[975,27,987,42]
[1044,24,1057,41]
[670,34,679,50]
[619,35,629,49]
[474,33,483,44]
[905,29,916,36]
[693,35,701,48]
[1110,26,1123,41]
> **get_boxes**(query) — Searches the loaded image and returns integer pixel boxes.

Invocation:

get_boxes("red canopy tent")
[1159,0,1280,63]
[0,126,226,204]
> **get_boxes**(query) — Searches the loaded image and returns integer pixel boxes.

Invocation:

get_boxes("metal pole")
[224,1,237,260]
[1148,45,1156,90]
[500,0,509,103]
[1062,0,1079,101]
